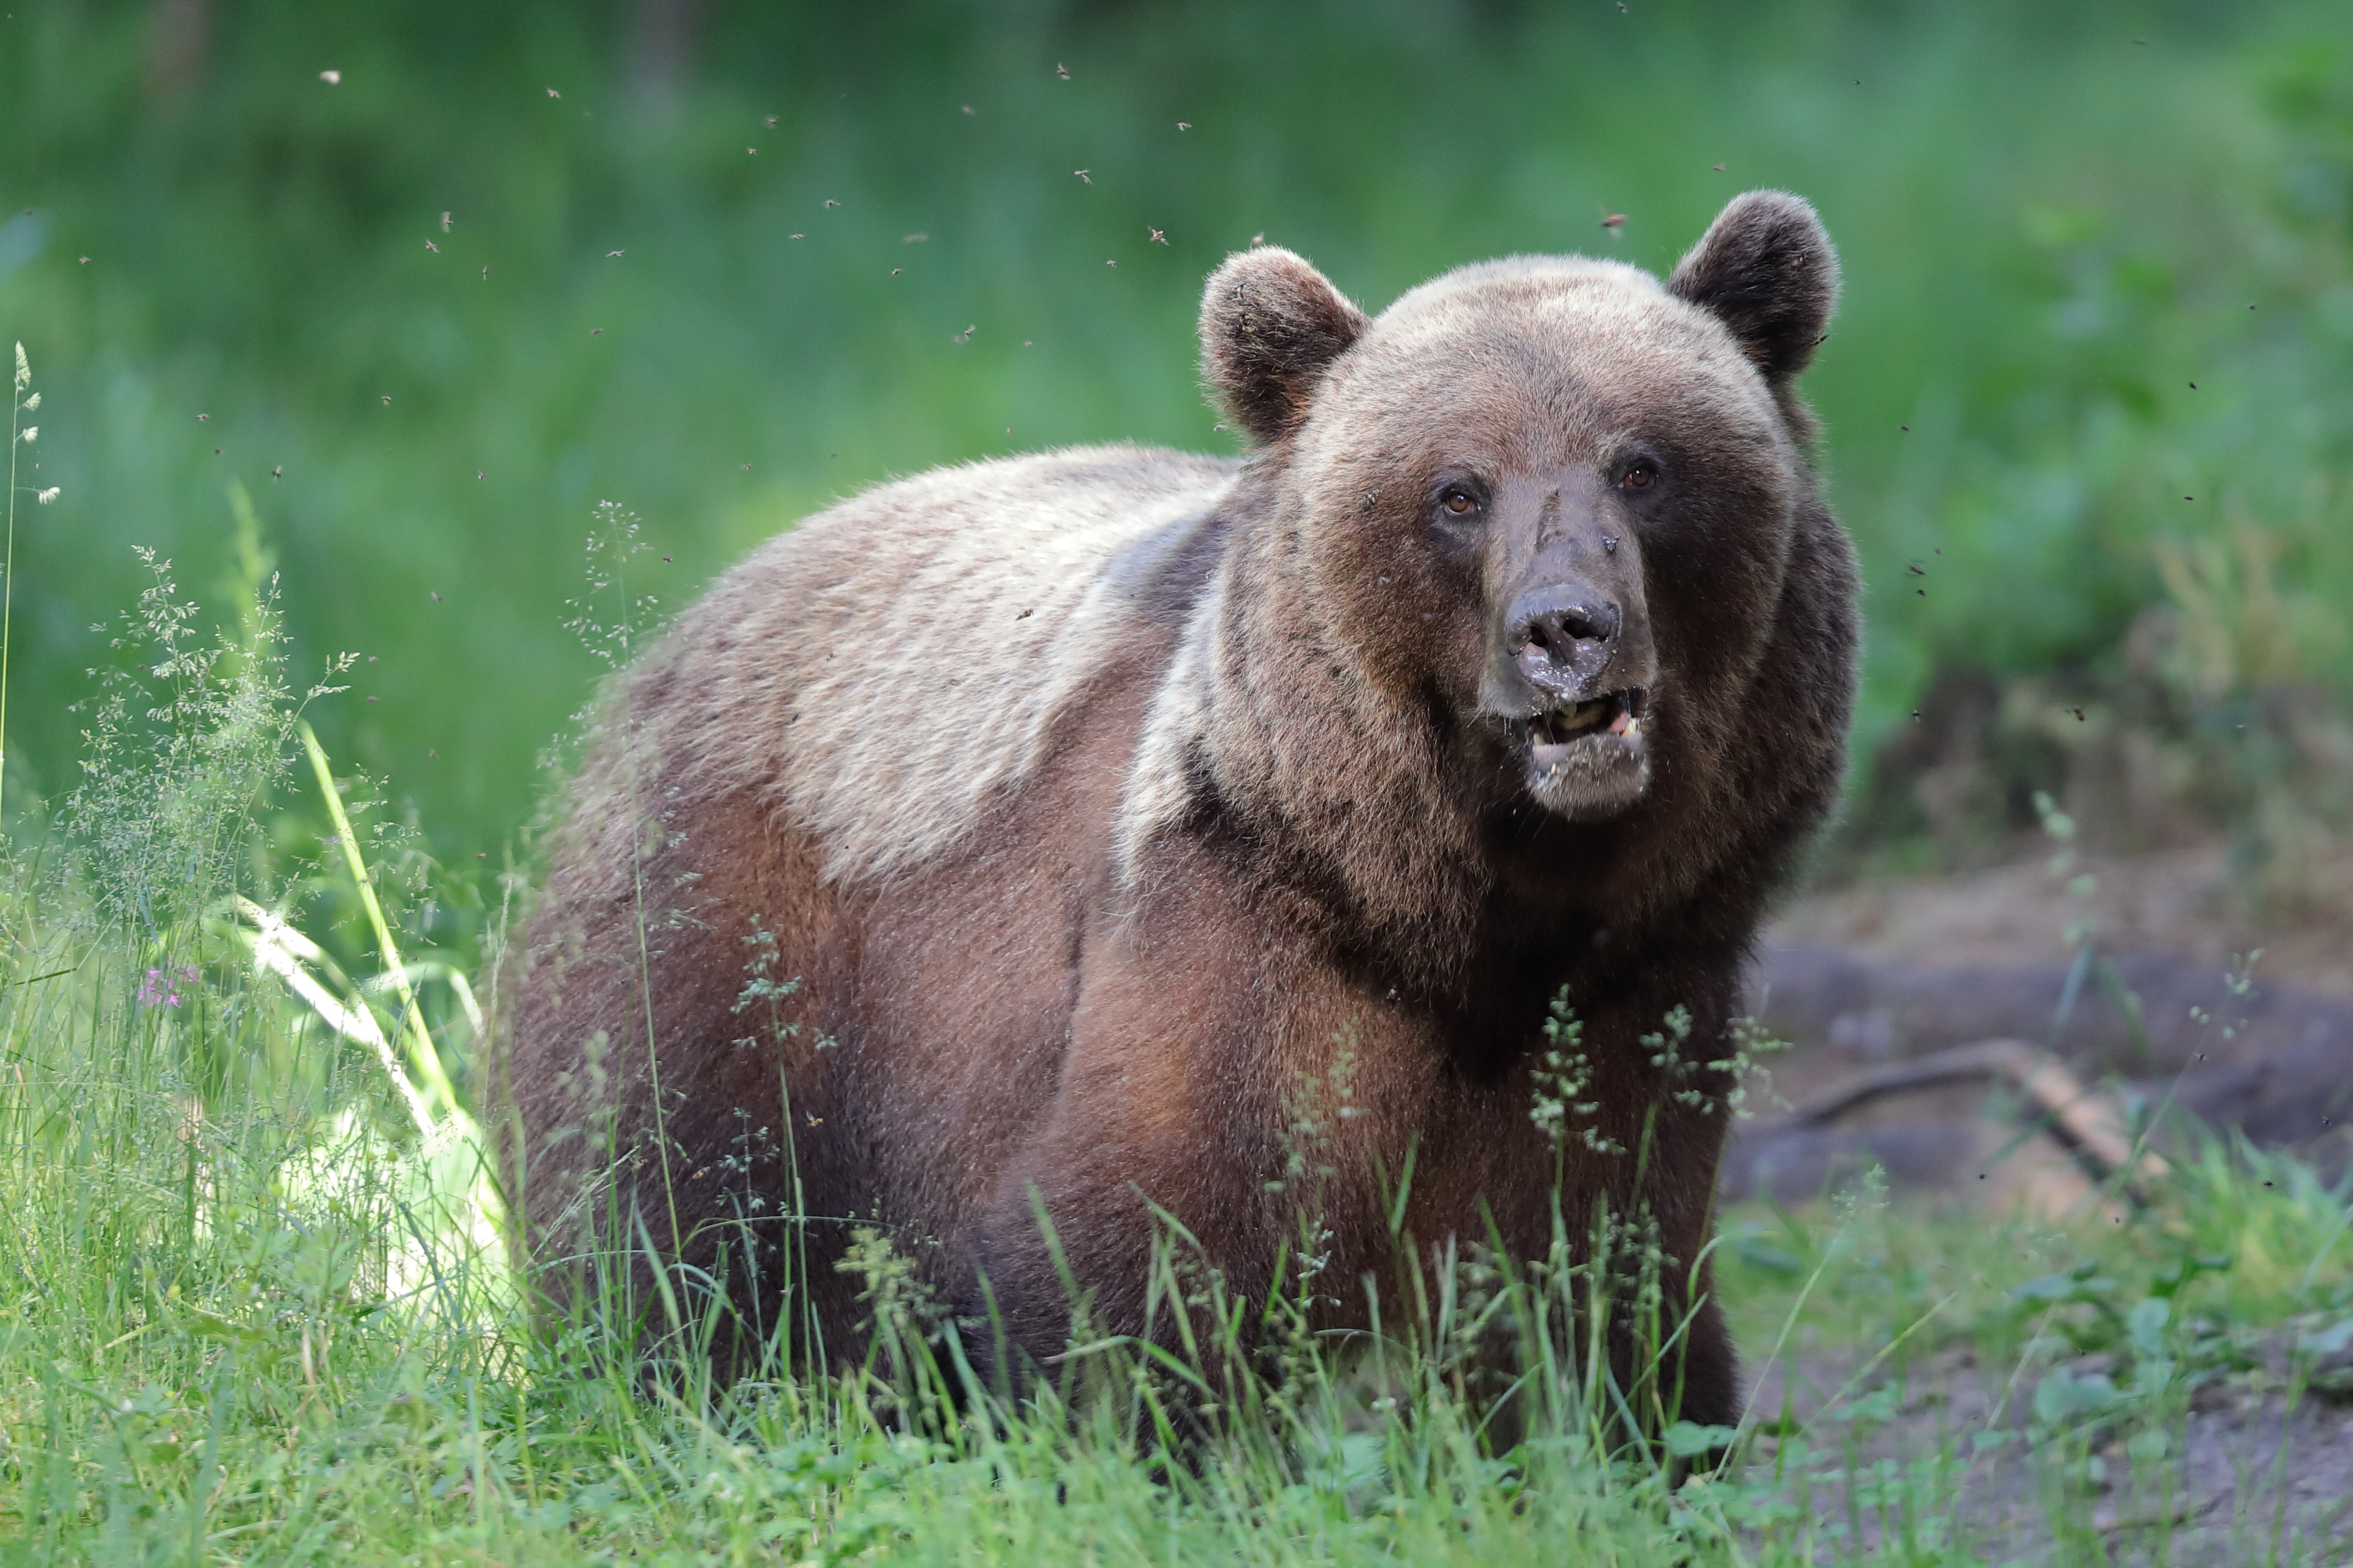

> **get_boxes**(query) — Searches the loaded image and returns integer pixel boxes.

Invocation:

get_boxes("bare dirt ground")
[1722,846,2353,1564]
[1772,844,2353,1002]
[1729,846,2353,1207]
[1743,1340,2353,1566]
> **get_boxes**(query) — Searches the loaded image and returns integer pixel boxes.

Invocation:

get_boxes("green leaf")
[1662,1421,1738,1458]
[2033,1368,2123,1427]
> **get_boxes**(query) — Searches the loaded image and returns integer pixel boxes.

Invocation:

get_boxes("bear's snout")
[1505,584,1620,696]
[1484,551,1660,817]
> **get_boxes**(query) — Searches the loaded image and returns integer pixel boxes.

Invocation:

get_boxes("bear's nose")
[1506,584,1620,692]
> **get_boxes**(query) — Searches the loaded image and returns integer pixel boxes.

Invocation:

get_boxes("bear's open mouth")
[1520,688,1647,773]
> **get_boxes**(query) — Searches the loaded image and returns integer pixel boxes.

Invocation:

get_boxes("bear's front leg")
[960,1046,1287,1392]
[954,905,1299,1390]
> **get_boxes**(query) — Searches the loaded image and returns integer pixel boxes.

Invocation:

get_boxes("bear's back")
[615,443,1238,888]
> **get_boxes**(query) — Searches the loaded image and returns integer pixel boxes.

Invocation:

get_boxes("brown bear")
[504,190,1856,1430]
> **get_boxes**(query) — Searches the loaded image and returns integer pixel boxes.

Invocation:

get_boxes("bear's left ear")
[1200,246,1371,445]
[1668,191,1839,384]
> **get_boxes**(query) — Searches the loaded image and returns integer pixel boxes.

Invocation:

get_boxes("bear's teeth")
[1531,697,1629,748]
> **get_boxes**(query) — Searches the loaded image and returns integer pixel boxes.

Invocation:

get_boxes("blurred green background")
[3,0,2350,870]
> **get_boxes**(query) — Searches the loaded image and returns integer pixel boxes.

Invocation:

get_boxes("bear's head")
[1201,191,1838,829]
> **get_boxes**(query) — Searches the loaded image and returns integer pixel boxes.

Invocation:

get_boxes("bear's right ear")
[1200,247,1371,445]
[1668,191,1840,385]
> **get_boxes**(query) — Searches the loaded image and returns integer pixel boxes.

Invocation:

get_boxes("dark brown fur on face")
[503,192,1858,1433]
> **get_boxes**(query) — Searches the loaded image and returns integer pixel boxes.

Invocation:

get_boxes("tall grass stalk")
[299,719,457,1129]
[1,341,44,826]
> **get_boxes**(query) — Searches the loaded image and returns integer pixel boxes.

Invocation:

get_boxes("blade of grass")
[299,719,456,1119]
[1,343,29,828]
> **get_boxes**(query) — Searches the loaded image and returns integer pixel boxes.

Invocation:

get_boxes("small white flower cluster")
[14,344,55,500]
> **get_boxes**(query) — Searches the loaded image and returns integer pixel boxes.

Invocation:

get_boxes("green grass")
[4,514,2352,1567]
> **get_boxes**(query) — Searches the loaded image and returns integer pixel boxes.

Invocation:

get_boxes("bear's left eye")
[1620,461,1658,491]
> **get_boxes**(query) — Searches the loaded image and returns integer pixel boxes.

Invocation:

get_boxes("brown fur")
[504,192,1858,1427]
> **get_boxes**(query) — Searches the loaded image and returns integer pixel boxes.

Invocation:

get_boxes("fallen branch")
[1766,1037,2167,1190]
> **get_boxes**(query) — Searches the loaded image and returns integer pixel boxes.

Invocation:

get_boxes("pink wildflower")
[138,966,199,1008]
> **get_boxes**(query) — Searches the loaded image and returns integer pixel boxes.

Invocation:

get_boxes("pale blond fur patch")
[592,445,1237,888]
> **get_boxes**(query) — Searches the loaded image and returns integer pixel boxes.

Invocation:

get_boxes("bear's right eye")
[1440,489,1479,516]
